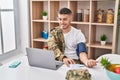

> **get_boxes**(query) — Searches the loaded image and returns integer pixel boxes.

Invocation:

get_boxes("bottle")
[76,9,83,21]
[106,9,114,24]
[83,9,89,22]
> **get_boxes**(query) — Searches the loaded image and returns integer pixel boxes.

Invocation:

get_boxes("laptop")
[26,48,63,70]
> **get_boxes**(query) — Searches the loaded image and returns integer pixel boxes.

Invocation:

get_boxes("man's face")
[58,14,72,30]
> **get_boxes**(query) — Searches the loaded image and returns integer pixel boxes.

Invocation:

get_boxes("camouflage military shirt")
[48,26,65,61]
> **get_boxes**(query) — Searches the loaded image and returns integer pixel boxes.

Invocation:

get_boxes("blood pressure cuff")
[76,42,87,56]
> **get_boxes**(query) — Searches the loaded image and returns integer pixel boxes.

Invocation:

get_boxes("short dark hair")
[59,8,72,15]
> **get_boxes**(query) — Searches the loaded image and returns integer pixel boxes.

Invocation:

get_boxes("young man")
[48,8,97,67]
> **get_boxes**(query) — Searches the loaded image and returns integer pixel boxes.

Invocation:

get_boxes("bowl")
[105,68,120,80]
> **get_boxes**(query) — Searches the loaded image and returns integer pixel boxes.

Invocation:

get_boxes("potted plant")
[42,11,48,20]
[100,34,107,45]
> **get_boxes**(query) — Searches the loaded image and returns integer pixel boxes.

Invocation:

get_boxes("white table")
[0,55,113,80]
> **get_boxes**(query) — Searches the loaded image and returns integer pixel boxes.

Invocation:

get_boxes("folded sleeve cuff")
[59,55,67,61]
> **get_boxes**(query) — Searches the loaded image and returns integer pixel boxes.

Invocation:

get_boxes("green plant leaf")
[100,57,111,69]
[100,34,107,41]
[42,11,48,16]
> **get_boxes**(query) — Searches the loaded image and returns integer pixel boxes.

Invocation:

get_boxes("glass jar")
[76,9,83,21]
[106,9,114,24]
[97,9,104,23]
[83,9,89,22]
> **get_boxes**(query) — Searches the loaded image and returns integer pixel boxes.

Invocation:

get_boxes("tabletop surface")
[1,54,120,80]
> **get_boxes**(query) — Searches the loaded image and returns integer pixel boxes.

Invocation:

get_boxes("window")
[0,0,21,57]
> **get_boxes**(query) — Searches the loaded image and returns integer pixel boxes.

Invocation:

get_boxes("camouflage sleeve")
[48,30,65,61]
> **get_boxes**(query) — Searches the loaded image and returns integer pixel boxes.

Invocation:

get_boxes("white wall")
[117,16,120,54]
[116,2,120,54]
[19,0,30,54]
[118,27,120,54]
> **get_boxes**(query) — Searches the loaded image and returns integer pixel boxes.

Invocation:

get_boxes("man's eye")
[57,18,67,21]
[58,18,61,20]
[63,19,67,21]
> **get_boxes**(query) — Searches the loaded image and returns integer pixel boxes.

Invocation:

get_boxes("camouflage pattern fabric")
[66,69,91,80]
[48,26,65,61]
[48,26,82,63]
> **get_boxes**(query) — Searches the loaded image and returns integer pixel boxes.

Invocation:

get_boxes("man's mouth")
[61,24,65,27]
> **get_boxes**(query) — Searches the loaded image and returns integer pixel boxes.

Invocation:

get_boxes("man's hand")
[85,59,97,68]
[63,58,75,67]
[79,52,97,68]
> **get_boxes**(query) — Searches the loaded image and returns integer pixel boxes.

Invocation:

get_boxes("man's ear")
[70,14,73,21]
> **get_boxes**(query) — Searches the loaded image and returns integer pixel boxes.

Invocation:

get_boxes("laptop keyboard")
[56,65,59,67]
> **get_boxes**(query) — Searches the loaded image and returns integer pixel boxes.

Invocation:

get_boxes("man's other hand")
[63,58,75,67]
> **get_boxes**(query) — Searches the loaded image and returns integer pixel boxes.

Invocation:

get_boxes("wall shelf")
[30,0,119,59]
